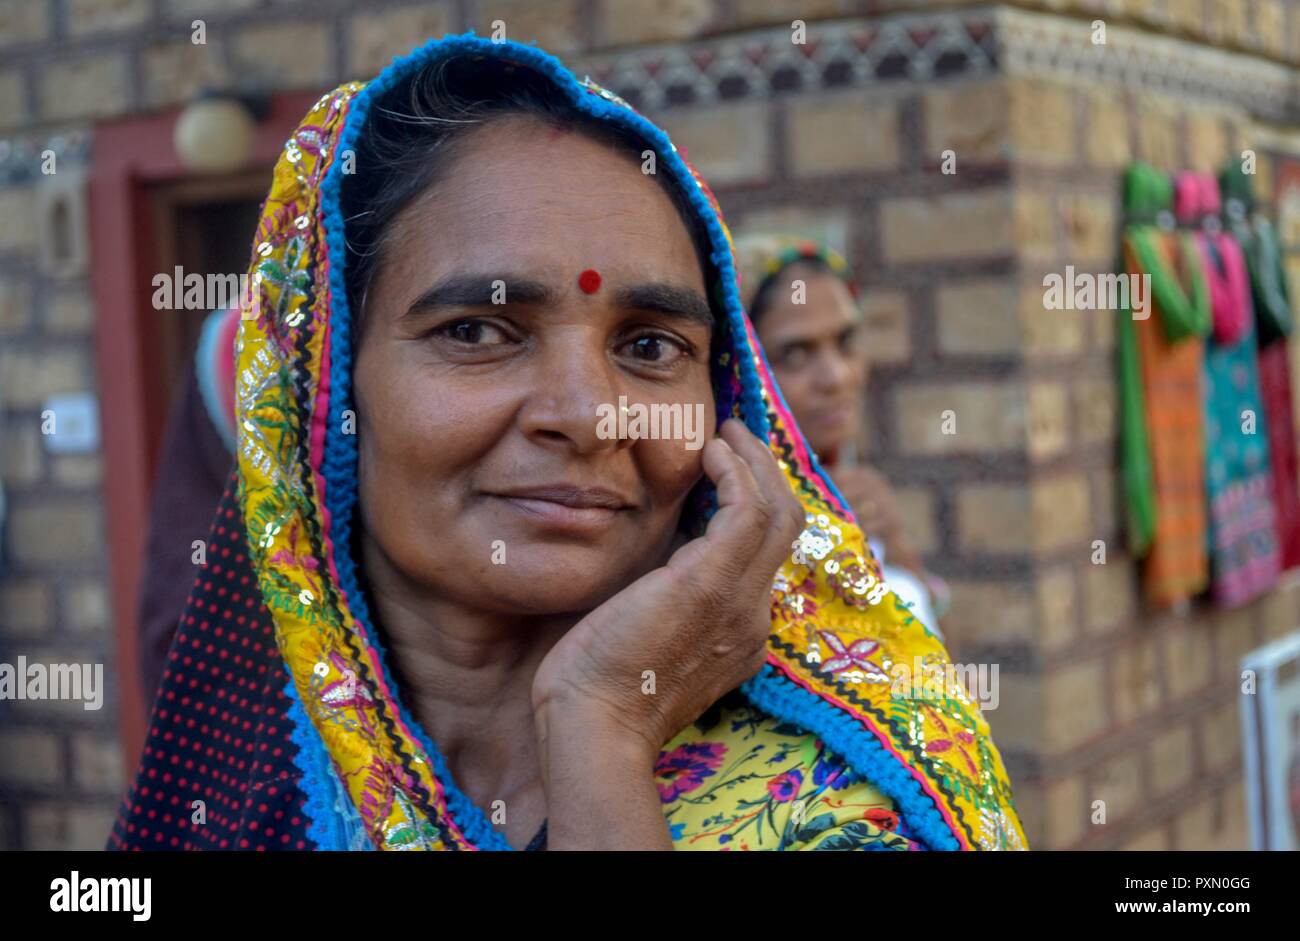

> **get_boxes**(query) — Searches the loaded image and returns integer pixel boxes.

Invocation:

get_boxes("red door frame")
[89,91,317,779]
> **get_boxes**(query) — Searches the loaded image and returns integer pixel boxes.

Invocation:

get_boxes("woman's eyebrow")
[399,276,714,329]
[614,283,714,329]
[401,275,556,318]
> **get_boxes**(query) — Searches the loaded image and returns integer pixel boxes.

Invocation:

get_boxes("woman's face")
[352,115,716,616]
[754,266,866,460]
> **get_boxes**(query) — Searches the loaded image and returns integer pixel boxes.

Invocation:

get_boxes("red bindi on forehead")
[578,269,602,294]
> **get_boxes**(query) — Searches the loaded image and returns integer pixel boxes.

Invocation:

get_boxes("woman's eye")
[439,319,509,345]
[623,334,688,364]
[839,325,867,354]
[778,345,810,369]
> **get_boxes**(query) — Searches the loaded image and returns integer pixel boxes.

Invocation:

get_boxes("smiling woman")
[108,33,1027,851]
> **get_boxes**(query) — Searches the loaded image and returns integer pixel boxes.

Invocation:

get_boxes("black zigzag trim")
[767,411,838,513]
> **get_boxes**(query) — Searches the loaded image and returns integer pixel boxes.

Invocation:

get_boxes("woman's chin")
[465,557,639,616]
[806,426,850,462]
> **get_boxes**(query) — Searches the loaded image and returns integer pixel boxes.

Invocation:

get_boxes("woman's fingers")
[681,428,768,579]
[717,419,806,568]
[666,418,806,596]
[685,419,803,587]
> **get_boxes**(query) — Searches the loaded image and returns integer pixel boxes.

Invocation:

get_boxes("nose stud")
[578,269,602,294]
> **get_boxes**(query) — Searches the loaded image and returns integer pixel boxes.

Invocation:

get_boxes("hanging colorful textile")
[1222,162,1300,572]
[1118,233,1157,558]
[1175,171,1279,606]
[1119,162,1210,606]
[1255,344,1300,572]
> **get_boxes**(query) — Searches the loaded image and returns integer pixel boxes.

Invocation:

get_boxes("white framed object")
[1240,630,1300,850]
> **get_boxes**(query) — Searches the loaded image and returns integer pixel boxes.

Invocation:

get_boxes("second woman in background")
[739,237,950,638]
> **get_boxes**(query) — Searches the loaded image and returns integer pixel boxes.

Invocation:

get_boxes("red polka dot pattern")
[108,471,313,851]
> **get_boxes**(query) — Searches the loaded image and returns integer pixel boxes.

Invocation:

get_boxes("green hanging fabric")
[1133,228,1211,343]
[1118,162,1213,601]
[1221,160,1292,343]
[1127,227,1211,342]
[1116,162,1170,558]
[1117,260,1155,557]
[1124,162,1212,342]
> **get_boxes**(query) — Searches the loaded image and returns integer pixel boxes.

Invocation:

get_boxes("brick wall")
[640,1,1300,849]
[3,0,1300,849]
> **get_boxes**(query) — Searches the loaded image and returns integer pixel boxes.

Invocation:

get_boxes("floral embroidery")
[817,629,887,679]
[979,806,1027,851]
[771,570,819,626]
[825,549,888,608]
[318,651,377,737]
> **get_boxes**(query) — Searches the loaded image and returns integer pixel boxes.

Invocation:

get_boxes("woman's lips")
[497,496,623,530]
[488,484,634,532]
[808,403,853,428]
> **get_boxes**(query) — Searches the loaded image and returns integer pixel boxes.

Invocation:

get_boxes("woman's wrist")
[534,692,661,772]
[534,695,672,850]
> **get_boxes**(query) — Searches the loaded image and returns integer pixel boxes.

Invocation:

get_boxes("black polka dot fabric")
[108,470,313,851]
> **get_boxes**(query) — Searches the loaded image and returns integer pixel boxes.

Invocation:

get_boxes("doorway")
[89,91,317,774]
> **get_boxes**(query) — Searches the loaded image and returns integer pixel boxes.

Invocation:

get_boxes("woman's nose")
[517,342,631,454]
[813,347,855,393]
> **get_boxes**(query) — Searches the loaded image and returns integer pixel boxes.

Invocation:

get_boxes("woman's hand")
[828,463,900,543]
[531,417,805,765]
[531,417,804,849]
[828,463,921,574]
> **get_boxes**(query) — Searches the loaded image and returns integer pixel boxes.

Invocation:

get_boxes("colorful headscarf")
[734,234,858,316]
[195,304,240,453]
[110,34,1025,851]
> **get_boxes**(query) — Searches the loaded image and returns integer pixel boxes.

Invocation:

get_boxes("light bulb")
[173,97,256,174]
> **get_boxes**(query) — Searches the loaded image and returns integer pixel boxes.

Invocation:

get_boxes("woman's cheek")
[773,366,809,416]
[388,396,485,501]
[359,372,449,516]
[649,382,715,499]
[640,434,706,507]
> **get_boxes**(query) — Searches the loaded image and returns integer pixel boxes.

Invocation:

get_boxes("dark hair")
[340,55,720,333]
[747,256,838,326]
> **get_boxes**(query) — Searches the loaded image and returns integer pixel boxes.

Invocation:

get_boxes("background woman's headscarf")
[109,33,1026,851]
[734,234,857,317]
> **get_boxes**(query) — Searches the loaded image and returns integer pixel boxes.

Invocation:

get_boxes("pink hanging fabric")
[1176,172,1250,344]
[1258,340,1300,570]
